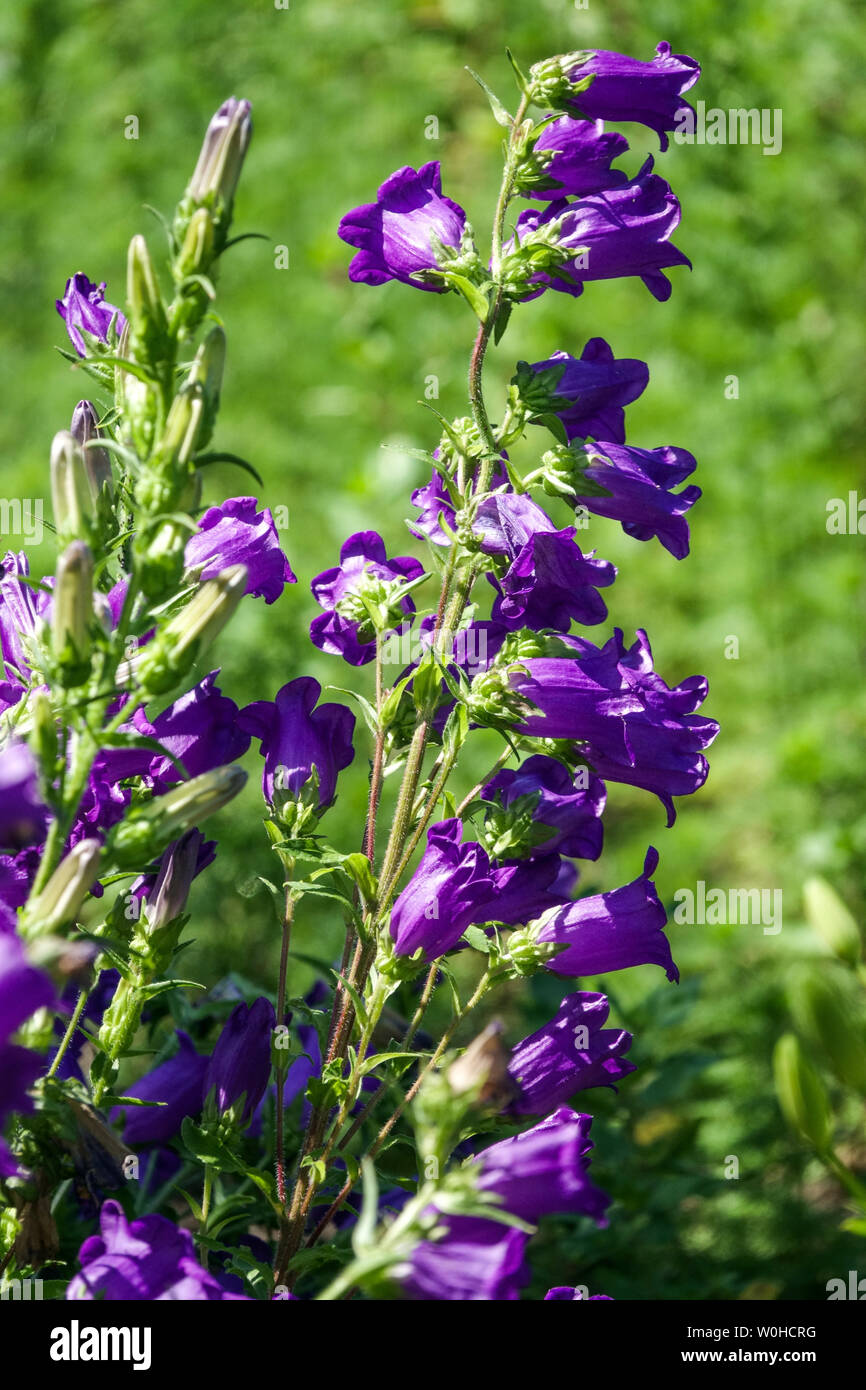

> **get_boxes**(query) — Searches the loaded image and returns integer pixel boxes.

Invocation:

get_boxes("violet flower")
[0,743,49,851]
[530,117,629,200]
[560,42,701,151]
[526,339,649,443]
[491,528,615,632]
[482,754,606,862]
[469,855,573,928]
[202,996,276,1126]
[390,819,493,960]
[338,162,467,291]
[239,675,356,808]
[574,441,701,558]
[184,497,296,604]
[474,1106,610,1224]
[399,1214,530,1301]
[112,1032,209,1146]
[310,531,424,666]
[508,992,635,1115]
[56,273,126,358]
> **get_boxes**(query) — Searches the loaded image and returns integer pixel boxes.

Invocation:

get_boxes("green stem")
[46,986,91,1079]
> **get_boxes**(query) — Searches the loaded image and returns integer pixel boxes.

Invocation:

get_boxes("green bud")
[788,967,866,1093]
[803,876,862,966]
[126,234,170,360]
[175,97,252,257]
[20,839,101,939]
[30,691,59,783]
[129,564,247,694]
[527,51,594,108]
[773,1033,832,1152]
[50,431,93,543]
[502,921,564,977]
[175,206,216,280]
[70,401,114,503]
[105,765,247,870]
[51,542,93,687]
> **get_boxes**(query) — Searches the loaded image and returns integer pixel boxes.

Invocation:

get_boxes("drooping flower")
[526,339,649,443]
[184,497,296,604]
[398,1214,530,1301]
[511,639,643,763]
[202,996,276,1126]
[508,992,635,1115]
[0,743,49,852]
[491,528,615,632]
[574,441,701,558]
[469,854,573,928]
[1,551,50,684]
[512,158,689,302]
[338,162,467,291]
[390,819,493,960]
[483,755,605,863]
[56,273,127,358]
[239,675,356,808]
[557,42,701,151]
[533,846,677,982]
[474,1106,610,1224]
[530,117,629,200]
[66,1199,250,1300]
[310,531,424,666]
[112,1031,209,1146]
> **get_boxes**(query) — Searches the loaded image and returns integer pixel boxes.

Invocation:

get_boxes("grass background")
[2,0,865,1297]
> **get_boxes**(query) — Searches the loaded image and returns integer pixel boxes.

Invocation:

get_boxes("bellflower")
[0,1045,44,1176]
[508,992,635,1115]
[184,497,296,603]
[512,159,689,302]
[113,1032,209,1146]
[558,43,701,151]
[474,1106,610,1224]
[470,854,573,928]
[1,551,50,683]
[482,754,606,862]
[398,1214,530,1301]
[202,996,276,1126]
[575,442,701,558]
[56,273,127,358]
[310,531,424,666]
[0,743,49,851]
[390,819,493,960]
[239,675,356,808]
[132,830,216,931]
[338,162,467,291]
[491,528,615,631]
[534,846,678,981]
[527,339,649,443]
[545,1286,612,1300]
[512,640,643,762]
[66,1199,249,1300]
[530,117,629,200]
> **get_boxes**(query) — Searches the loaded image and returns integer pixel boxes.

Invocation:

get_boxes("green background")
[2,0,865,1298]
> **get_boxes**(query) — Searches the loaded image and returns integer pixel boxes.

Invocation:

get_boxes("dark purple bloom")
[482,754,605,862]
[409,458,510,550]
[508,992,635,1115]
[575,441,701,558]
[535,846,678,982]
[474,1106,610,1224]
[473,491,556,557]
[530,117,629,199]
[545,1285,612,1300]
[491,528,615,631]
[0,743,49,852]
[399,1214,530,1301]
[338,162,467,292]
[527,339,649,443]
[0,1043,44,1175]
[66,1199,250,1300]
[512,158,689,302]
[239,675,356,808]
[113,1032,208,1146]
[1,552,50,683]
[470,855,573,928]
[184,497,296,604]
[390,819,494,960]
[561,42,701,152]
[68,779,129,852]
[56,273,126,358]
[512,639,643,763]
[310,531,424,666]
[131,830,216,932]
[202,996,276,1126]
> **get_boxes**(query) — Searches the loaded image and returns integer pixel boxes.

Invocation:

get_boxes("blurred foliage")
[2,0,865,1298]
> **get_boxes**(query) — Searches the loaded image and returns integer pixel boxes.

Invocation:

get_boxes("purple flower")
[491,528,615,632]
[56,273,127,358]
[0,743,49,852]
[399,1214,530,1301]
[310,531,424,666]
[508,992,635,1115]
[470,855,573,928]
[575,441,701,558]
[474,1106,610,1224]
[545,1285,612,1300]
[0,1044,44,1176]
[131,830,216,932]
[527,339,649,443]
[112,1032,208,1146]
[535,846,678,982]
[1,552,50,683]
[513,158,689,302]
[530,117,629,199]
[512,639,643,763]
[66,1199,250,1300]
[409,458,511,550]
[202,996,276,1126]
[561,42,701,152]
[338,162,467,291]
[482,754,606,862]
[473,491,556,557]
[390,819,494,960]
[184,497,296,604]
[239,675,356,808]
[582,629,718,825]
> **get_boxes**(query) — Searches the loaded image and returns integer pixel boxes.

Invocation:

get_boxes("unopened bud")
[21,839,101,938]
[145,829,208,933]
[50,431,93,542]
[51,542,93,686]
[105,766,246,869]
[187,97,252,210]
[175,206,216,281]
[130,564,247,694]
[70,400,114,502]
[447,1021,516,1109]
[788,968,866,1093]
[127,234,169,358]
[803,876,862,966]
[773,1032,832,1152]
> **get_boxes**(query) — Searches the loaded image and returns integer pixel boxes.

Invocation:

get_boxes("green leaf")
[194,451,265,486]
[352,1158,380,1255]
[464,66,514,127]
[449,274,491,323]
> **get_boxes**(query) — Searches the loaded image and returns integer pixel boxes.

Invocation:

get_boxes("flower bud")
[187,97,252,209]
[202,995,275,1129]
[51,541,94,687]
[126,234,169,360]
[175,206,216,280]
[803,876,862,966]
[129,564,247,694]
[20,839,101,938]
[788,968,866,1093]
[447,1021,516,1109]
[105,766,246,869]
[527,51,594,108]
[145,829,208,933]
[773,1033,832,1153]
[70,400,114,502]
[50,430,93,543]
